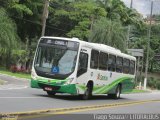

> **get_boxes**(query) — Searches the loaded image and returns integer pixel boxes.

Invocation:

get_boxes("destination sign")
[40,38,79,50]
[55,40,66,46]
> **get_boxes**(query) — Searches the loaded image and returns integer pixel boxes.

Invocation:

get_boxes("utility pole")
[41,0,49,36]
[130,0,133,8]
[127,0,133,48]
[144,1,153,90]
[89,15,94,42]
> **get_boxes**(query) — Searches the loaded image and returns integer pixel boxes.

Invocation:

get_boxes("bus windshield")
[34,38,79,79]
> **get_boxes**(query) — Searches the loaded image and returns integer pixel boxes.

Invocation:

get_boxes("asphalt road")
[0,74,160,117]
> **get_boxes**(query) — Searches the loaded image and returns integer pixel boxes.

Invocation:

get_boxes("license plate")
[44,87,52,91]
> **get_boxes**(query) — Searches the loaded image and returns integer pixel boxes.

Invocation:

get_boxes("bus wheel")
[47,91,56,96]
[82,83,93,100]
[108,84,121,99]
[114,84,121,99]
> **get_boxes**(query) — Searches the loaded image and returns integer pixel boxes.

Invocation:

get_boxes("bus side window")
[90,50,99,69]
[123,58,130,74]
[99,52,108,70]
[108,54,116,72]
[130,60,135,75]
[77,52,88,77]
[116,57,123,73]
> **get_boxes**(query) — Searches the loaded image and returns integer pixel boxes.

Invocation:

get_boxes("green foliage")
[0,8,19,52]
[96,0,144,28]
[156,81,160,90]
[0,8,20,68]
[130,22,160,72]
[48,0,106,40]
[67,20,90,40]
[1,0,159,74]
[12,50,29,65]
[0,1,42,68]
[7,0,43,42]
[147,77,160,90]
[67,1,106,40]
[10,4,33,17]
[89,17,127,52]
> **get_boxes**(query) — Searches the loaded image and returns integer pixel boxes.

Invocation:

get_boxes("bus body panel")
[31,37,136,96]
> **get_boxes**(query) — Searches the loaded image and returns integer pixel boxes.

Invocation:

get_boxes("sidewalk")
[0,73,29,90]
[0,73,30,81]
[0,73,29,85]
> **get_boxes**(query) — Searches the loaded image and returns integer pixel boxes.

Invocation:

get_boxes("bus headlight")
[64,78,74,85]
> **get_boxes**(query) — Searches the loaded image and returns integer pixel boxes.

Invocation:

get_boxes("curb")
[1,99,160,116]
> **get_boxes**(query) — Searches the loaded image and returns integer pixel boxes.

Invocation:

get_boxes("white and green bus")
[31,36,136,99]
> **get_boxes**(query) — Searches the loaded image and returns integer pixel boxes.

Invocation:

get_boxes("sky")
[121,0,160,17]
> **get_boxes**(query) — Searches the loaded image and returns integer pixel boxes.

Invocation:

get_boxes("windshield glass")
[34,38,79,79]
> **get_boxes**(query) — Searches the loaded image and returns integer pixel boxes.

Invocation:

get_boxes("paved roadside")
[0,73,30,90]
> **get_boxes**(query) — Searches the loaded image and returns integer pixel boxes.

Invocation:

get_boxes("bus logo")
[97,73,108,81]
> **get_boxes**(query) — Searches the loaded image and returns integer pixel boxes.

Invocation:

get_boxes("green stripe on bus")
[76,77,134,94]
[93,77,133,94]
[31,77,134,95]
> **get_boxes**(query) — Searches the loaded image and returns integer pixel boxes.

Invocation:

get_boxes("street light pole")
[144,0,153,90]
[127,0,133,49]
[130,0,133,9]
[41,0,49,36]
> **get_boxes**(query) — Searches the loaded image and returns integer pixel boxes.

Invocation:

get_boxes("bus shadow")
[35,94,127,101]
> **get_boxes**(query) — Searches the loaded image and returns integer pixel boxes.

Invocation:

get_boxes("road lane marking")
[5,99,160,120]
[52,99,160,114]
[56,101,160,114]
[1,99,160,118]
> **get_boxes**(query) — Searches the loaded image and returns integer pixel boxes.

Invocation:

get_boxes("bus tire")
[47,91,56,96]
[82,83,93,100]
[108,84,121,99]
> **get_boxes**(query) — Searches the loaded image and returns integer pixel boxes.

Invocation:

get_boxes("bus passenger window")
[99,52,108,70]
[77,52,88,77]
[108,55,116,72]
[123,58,130,74]
[130,60,135,75]
[116,57,123,73]
[90,50,99,69]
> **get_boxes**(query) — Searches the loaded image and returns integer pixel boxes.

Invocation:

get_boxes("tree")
[47,0,106,40]
[0,0,44,69]
[67,0,106,40]
[0,8,19,68]
[7,0,44,69]
[89,17,127,52]
[96,0,143,27]
[7,0,43,42]
[130,19,160,72]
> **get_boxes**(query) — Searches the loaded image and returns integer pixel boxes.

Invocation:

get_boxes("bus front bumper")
[31,79,77,94]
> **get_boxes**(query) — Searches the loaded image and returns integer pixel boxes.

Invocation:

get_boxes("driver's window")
[77,52,88,77]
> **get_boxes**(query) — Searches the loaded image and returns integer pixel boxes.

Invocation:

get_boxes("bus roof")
[41,36,136,61]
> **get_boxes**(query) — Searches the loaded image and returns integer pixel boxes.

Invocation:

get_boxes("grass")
[0,68,31,79]
[124,89,149,94]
